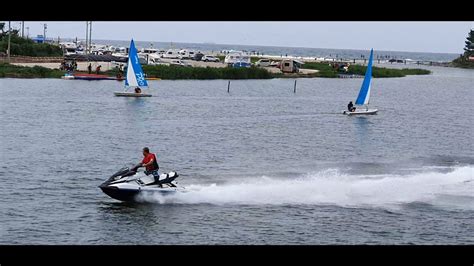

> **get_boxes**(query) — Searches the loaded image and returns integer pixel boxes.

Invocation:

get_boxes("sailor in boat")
[347,101,356,112]
[137,147,161,186]
[134,87,142,93]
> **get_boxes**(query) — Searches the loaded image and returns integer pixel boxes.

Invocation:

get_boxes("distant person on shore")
[135,87,142,93]
[87,63,92,74]
[117,64,124,78]
[348,101,356,112]
[116,67,122,79]
[96,65,101,74]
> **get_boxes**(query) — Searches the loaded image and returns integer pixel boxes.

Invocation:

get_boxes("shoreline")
[0,61,431,79]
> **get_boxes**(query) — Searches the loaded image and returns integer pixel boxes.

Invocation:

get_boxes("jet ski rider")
[139,147,160,183]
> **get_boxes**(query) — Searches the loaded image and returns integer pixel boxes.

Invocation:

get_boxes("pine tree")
[464,29,473,57]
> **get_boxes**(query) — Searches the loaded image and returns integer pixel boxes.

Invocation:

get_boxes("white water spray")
[137,166,474,209]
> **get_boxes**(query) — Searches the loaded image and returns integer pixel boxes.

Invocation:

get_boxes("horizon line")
[58,37,460,55]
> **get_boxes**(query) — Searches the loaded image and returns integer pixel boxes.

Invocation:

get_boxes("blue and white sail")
[125,39,148,88]
[355,49,373,106]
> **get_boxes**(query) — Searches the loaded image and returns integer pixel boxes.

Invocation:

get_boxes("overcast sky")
[9,21,473,53]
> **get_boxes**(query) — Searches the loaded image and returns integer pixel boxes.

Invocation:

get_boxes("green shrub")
[141,65,272,80]
[0,63,65,78]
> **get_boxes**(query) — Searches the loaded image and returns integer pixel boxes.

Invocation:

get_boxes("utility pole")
[89,21,92,54]
[7,21,11,62]
[43,23,47,43]
[21,21,24,38]
[26,27,29,39]
[85,21,89,54]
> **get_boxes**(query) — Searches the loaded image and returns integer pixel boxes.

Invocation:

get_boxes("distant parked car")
[269,61,280,67]
[202,55,220,62]
[255,59,271,67]
[193,52,205,61]
[170,60,192,67]
[232,62,251,68]
[149,57,169,66]
[389,58,404,63]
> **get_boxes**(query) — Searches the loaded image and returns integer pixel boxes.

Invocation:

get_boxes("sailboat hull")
[114,92,152,97]
[343,109,378,115]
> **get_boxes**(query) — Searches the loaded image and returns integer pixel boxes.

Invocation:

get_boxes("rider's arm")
[142,158,154,167]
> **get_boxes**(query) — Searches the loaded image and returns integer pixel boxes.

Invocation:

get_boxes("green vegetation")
[0,24,63,57]
[141,65,273,80]
[463,29,474,56]
[301,62,339,78]
[250,57,261,63]
[451,29,474,69]
[346,64,430,77]
[451,56,474,68]
[303,62,430,78]
[0,61,430,80]
[0,63,65,78]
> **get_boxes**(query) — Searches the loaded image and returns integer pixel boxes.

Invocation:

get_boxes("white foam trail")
[138,167,474,209]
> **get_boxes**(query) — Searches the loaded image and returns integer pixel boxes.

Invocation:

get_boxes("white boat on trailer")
[343,48,378,115]
[114,39,152,97]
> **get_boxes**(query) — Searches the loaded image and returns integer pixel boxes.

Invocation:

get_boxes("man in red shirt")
[139,147,160,183]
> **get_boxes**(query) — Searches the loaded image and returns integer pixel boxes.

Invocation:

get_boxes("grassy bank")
[0,63,65,78]
[140,65,273,79]
[1,61,431,79]
[303,62,430,78]
[216,56,430,78]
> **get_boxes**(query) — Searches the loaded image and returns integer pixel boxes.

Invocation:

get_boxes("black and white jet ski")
[99,164,182,202]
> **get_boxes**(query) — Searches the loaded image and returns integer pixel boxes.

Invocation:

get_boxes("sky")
[7,21,473,54]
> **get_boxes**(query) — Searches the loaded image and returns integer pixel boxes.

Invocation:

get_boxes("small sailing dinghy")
[343,49,378,115]
[114,39,152,97]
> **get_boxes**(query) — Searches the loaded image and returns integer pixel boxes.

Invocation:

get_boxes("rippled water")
[0,66,473,244]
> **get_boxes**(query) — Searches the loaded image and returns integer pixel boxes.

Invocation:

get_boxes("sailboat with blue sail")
[114,39,152,97]
[343,49,378,115]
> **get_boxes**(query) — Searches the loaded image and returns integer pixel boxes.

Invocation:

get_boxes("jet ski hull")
[100,168,181,202]
[100,186,140,202]
[100,185,178,202]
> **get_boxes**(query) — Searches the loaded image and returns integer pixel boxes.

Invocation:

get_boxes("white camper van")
[162,49,181,59]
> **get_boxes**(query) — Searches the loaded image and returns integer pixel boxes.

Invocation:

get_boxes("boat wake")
[137,166,474,210]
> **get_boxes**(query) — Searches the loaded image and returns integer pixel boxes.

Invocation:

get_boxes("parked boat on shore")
[61,73,118,80]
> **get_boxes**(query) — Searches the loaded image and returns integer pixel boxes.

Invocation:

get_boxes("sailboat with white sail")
[343,49,378,115]
[114,39,152,97]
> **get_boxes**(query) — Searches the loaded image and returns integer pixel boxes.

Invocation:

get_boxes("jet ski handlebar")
[130,163,142,172]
